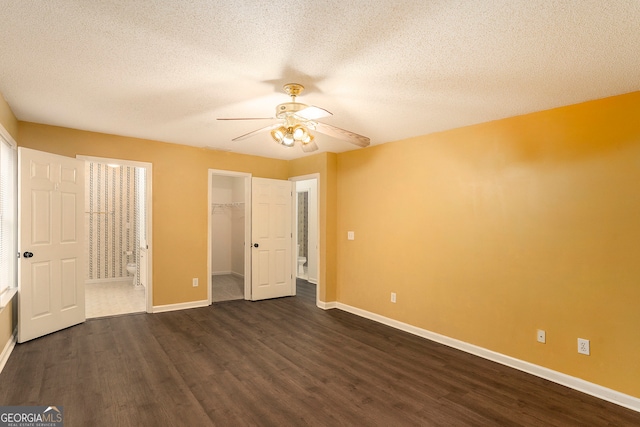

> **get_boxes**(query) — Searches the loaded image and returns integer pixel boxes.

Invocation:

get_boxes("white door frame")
[77,155,153,313]
[208,169,252,303]
[289,173,320,304]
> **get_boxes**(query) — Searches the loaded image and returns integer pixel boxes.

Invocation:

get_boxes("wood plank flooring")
[1,279,639,426]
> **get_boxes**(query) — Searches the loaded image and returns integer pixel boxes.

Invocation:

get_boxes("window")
[0,130,17,299]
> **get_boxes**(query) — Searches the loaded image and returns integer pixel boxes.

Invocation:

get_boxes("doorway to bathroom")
[209,170,251,303]
[291,174,319,303]
[79,156,152,318]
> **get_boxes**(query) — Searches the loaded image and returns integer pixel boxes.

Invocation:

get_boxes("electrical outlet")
[578,338,590,355]
[537,329,546,344]
[391,292,396,303]
[347,231,355,240]
[192,278,198,287]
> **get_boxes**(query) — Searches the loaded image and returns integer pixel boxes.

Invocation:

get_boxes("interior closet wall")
[211,176,245,276]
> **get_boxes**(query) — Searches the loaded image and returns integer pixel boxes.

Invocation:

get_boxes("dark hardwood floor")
[1,279,639,426]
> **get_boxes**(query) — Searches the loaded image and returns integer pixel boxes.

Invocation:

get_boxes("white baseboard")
[0,328,17,375]
[212,271,231,276]
[231,271,244,279]
[335,302,640,413]
[317,300,337,310]
[152,299,209,313]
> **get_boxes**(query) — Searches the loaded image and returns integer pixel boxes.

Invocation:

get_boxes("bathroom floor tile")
[85,281,146,318]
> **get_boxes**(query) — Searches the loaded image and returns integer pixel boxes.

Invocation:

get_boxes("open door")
[251,177,293,300]
[18,147,85,343]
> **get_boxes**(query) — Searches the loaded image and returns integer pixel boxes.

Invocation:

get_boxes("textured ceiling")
[1,1,639,160]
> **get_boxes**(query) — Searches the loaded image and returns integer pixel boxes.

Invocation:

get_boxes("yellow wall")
[7,88,640,400]
[0,93,18,141]
[336,91,640,398]
[0,304,13,354]
[18,122,288,306]
[288,153,338,302]
[0,92,18,352]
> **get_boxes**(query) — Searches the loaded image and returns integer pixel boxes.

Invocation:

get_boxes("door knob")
[253,243,259,248]
[23,251,34,258]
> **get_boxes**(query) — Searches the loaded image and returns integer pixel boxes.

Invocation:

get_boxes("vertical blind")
[0,133,16,295]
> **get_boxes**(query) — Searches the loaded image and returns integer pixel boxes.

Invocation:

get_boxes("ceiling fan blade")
[301,140,319,153]
[312,122,370,147]
[232,124,280,141]
[217,117,276,121]
[294,106,332,120]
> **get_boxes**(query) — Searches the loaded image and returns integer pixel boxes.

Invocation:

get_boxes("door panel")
[31,262,51,317]
[61,192,77,242]
[61,258,78,309]
[18,147,85,343]
[251,177,293,301]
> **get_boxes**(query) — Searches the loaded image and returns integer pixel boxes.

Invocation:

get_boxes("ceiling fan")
[217,83,370,153]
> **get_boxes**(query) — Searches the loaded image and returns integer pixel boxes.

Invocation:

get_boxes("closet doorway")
[208,170,251,303]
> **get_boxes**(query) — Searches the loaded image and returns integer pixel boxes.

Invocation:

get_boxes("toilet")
[126,262,137,284]
[297,245,306,278]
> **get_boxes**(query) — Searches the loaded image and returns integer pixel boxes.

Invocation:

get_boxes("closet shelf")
[211,202,245,214]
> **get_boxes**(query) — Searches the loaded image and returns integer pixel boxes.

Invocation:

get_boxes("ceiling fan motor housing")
[275,102,308,119]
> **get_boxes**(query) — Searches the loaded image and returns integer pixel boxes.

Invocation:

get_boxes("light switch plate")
[347,231,355,240]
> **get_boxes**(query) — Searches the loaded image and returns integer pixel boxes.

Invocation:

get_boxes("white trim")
[0,126,17,302]
[0,288,17,309]
[212,271,232,276]
[85,277,132,284]
[212,271,246,278]
[0,329,17,374]
[0,124,17,149]
[152,299,209,313]
[317,300,337,310]
[335,302,640,413]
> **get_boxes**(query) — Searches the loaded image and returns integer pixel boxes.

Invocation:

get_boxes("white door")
[251,177,293,300]
[18,148,85,343]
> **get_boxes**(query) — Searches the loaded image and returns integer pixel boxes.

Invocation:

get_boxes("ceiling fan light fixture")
[221,82,370,151]
[282,132,295,147]
[271,126,287,144]
[292,125,308,141]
